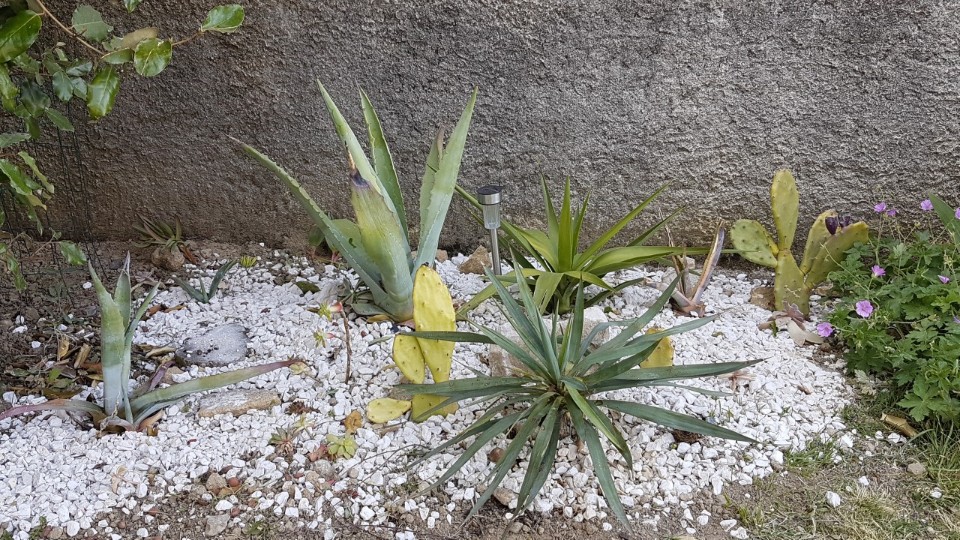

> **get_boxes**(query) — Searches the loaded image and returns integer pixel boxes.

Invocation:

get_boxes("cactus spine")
[730,169,869,315]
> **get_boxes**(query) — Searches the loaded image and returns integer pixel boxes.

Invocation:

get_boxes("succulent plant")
[730,170,868,315]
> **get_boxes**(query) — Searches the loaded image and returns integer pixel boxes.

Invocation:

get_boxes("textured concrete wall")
[49,0,960,251]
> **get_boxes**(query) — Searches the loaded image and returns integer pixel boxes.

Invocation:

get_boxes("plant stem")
[173,31,203,47]
[342,309,353,385]
[33,0,103,56]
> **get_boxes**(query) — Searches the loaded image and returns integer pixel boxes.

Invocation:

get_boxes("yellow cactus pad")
[392,334,425,384]
[640,328,674,368]
[412,266,456,383]
[410,394,458,423]
[366,398,412,423]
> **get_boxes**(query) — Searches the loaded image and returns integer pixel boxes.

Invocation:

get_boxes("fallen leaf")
[57,336,71,361]
[343,410,362,434]
[111,465,128,494]
[73,343,91,368]
[881,413,918,438]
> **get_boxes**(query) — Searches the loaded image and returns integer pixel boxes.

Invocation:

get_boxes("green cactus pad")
[803,221,869,287]
[799,209,837,275]
[730,219,778,268]
[774,251,808,314]
[770,169,799,252]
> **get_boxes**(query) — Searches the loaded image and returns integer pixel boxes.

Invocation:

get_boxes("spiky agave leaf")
[89,259,132,421]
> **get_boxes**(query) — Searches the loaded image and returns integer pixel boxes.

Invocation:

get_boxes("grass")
[730,392,960,540]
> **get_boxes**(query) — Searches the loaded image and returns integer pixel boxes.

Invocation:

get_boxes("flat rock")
[493,487,516,507]
[177,324,249,366]
[907,462,927,476]
[152,246,185,271]
[204,514,230,537]
[749,286,775,311]
[197,389,280,418]
[458,246,491,274]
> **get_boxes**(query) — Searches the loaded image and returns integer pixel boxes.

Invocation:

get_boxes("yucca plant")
[173,260,237,303]
[0,255,298,432]
[240,82,477,321]
[404,264,759,528]
[456,178,687,315]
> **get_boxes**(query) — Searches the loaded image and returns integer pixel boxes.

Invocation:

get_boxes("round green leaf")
[201,4,244,33]
[86,66,119,120]
[71,5,113,42]
[0,10,41,63]
[52,71,73,101]
[133,38,171,77]
[102,49,132,65]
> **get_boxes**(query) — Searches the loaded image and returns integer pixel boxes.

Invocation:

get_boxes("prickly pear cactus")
[639,328,674,368]
[730,220,778,268]
[775,251,807,313]
[366,398,411,423]
[770,169,799,251]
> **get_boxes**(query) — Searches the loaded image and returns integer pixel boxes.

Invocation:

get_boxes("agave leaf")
[89,261,128,420]
[207,260,237,298]
[419,129,444,232]
[583,276,648,309]
[413,398,530,465]
[316,83,386,197]
[414,88,478,269]
[568,405,629,527]
[587,245,685,276]
[406,330,494,343]
[516,399,561,510]
[0,398,105,424]
[239,143,388,303]
[172,276,207,303]
[558,285,586,374]
[557,178,575,270]
[532,272,563,313]
[115,254,132,325]
[576,183,670,267]
[129,359,300,413]
[516,228,559,269]
[601,399,756,443]
[360,89,407,240]
[627,207,683,247]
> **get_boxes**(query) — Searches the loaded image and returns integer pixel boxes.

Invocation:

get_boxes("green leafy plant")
[402,264,758,527]
[238,254,257,268]
[134,215,198,264]
[0,254,297,431]
[456,177,685,316]
[730,169,869,315]
[173,260,237,303]
[325,433,358,460]
[828,194,960,422]
[0,3,243,290]
[240,82,477,321]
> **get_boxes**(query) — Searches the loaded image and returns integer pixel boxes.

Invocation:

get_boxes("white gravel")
[1,252,857,538]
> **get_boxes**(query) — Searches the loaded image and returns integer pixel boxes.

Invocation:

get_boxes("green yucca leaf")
[601,400,756,443]
[360,89,407,241]
[591,359,762,393]
[568,387,632,467]
[516,398,561,510]
[568,404,629,526]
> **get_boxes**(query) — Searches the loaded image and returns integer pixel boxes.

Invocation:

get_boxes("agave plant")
[134,215,198,264]
[240,82,477,321]
[404,264,759,527]
[456,177,686,315]
[173,260,237,303]
[0,256,298,432]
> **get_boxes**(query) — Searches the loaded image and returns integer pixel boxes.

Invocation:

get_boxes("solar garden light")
[477,185,503,275]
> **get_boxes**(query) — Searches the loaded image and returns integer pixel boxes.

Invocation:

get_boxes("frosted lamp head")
[477,185,502,230]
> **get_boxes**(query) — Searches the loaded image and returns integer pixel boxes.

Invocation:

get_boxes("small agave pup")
[730,169,869,315]
[240,82,477,322]
[0,255,299,432]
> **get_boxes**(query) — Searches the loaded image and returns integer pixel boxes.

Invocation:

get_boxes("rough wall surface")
[48,0,960,250]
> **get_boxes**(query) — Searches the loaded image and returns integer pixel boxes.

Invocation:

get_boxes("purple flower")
[954,315,960,325]
[874,202,888,213]
[886,208,897,217]
[939,275,951,284]
[825,216,839,235]
[955,207,960,220]
[871,265,885,277]
[920,199,933,211]
[855,300,874,318]
[816,322,834,338]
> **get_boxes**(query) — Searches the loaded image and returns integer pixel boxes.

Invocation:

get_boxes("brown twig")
[33,0,103,56]
[172,31,203,47]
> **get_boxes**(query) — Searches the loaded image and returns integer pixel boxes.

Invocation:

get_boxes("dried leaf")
[57,336,70,361]
[111,465,128,494]
[73,343,91,368]
[343,410,362,434]
[881,413,918,438]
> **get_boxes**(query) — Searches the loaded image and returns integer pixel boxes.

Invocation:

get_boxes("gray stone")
[151,246,185,271]
[177,324,249,366]
[48,2,957,250]
[458,246,491,275]
[204,514,230,537]
[205,472,227,493]
[750,287,776,311]
[493,487,516,508]
[197,389,280,418]
[907,462,927,477]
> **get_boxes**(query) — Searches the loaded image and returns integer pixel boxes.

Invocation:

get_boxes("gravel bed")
[0,252,853,539]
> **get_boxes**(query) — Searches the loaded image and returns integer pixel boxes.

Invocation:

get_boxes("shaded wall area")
[48,1,960,250]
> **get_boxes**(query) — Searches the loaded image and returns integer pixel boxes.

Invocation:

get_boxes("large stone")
[177,324,249,366]
[197,389,280,418]
[458,246,492,275]
[151,246,185,271]
[749,287,776,311]
[204,514,230,537]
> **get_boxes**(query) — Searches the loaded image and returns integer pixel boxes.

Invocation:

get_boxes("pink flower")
[873,202,888,213]
[816,322,834,338]
[871,265,885,277]
[939,275,951,284]
[855,300,874,318]
[886,208,897,217]
[920,199,933,211]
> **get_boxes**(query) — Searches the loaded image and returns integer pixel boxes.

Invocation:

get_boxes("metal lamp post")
[477,185,502,275]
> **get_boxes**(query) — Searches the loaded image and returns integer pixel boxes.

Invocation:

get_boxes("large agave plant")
[0,256,298,432]
[241,82,477,322]
[405,264,759,528]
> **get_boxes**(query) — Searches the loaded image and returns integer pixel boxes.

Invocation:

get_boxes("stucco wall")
[48,1,960,251]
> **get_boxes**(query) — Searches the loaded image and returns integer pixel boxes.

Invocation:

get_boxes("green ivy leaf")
[70,76,87,100]
[133,38,172,77]
[0,132,30,148]
[52,70,73,101]
[201,5,244,33]
[123,0,143,13]
[11,51,39,75]
[24,116,39,138]
[19,80,48,115]
[17,150,51,192]
[0,10,41,63]
[102,49,132,65]
[71,5,113,42]
[59,241,87,265]
[0,158,39,197]
[86,66,119,119]
[0,64,18,110]
[44,108,74,132]
[64,59,92,77]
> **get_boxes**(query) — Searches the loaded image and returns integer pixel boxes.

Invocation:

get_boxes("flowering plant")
[828,195,960,421]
